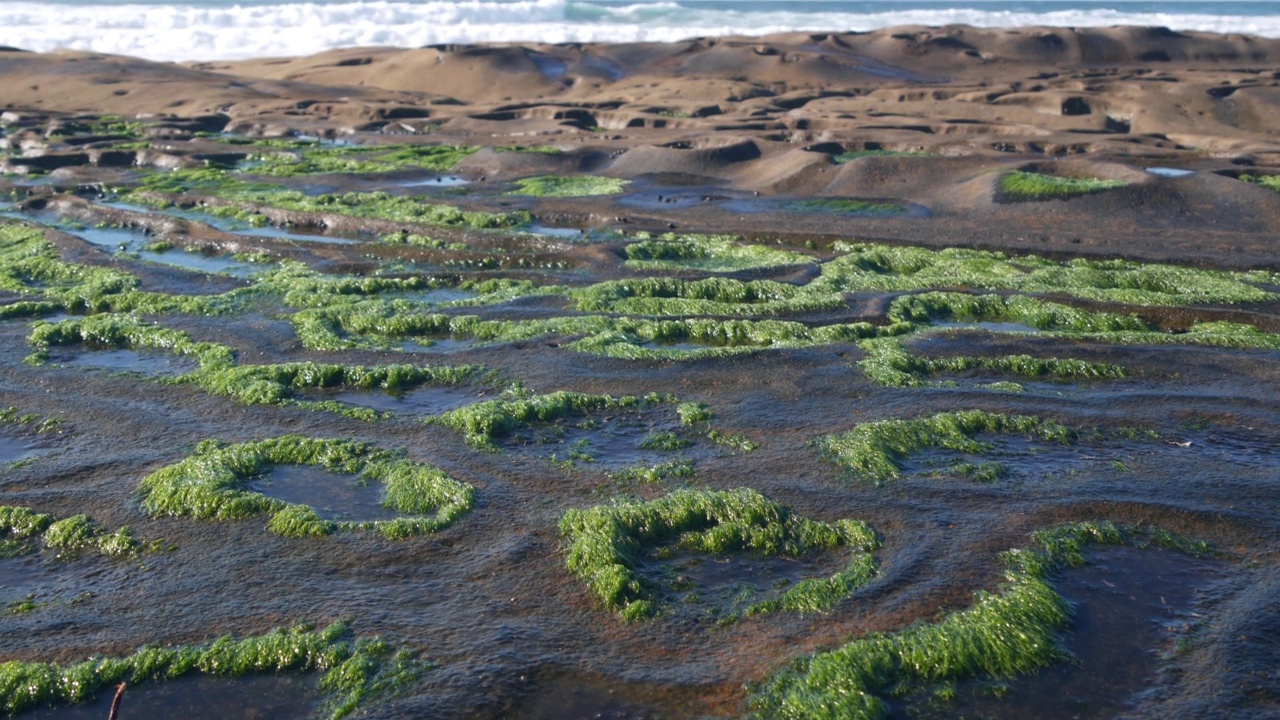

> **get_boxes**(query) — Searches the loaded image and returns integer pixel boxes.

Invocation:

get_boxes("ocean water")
[0,1,1277,62]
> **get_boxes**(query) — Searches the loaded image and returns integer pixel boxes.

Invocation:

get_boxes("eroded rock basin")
[895,547,1230,719]
[248,465,398,523]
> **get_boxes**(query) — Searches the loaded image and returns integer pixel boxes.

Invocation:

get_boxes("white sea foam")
[0,1,1277,62]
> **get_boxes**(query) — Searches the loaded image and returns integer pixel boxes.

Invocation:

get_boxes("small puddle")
[64,224,264,277]
[393,288,477,305]
[248,465,398,523]
[505,413,691,470]
[397,175,470,189]
[528,52,568,80]
[48,347,198,377]
[524,223,584,240]
[95,200,358,247]
[648,548,845,607]
[896,546,1227,719]
[320,385,487,415]
[1146,167,1194,178]
[616,191,725,211]
[24,672,319,720]
[638,341,710,352]
[232,225,360,246]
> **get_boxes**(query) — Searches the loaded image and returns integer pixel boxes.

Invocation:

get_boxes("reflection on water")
[1146,167,1194,178]
[397,175,471,188]
[49,347,198,377]
[249,465,399,523]
[61,222,264,277]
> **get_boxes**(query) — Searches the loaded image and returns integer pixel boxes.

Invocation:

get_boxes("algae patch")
[0,621,419,719]
[560,488,879,622]
[138,436,474,539]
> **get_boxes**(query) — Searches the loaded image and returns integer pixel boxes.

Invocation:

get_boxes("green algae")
[795,199,907,215]
[748,522,1210,720]
[193,361,488,419]
[571,276,843,317]
[999,171,1127,200]
[429,389,671,449]
[886,292,1149,333]
[857,336,1128,389]
[246,144,478,177]
[834,150,933,162]
[816,243,1276,306]
[287,295,897,357]
[559,488,880,622]
[0,621,420,719]
[0,220,249,316]
[0,406,63,436]
[1238,174,1280,192]
[622,232,814,273]
[819,410,1076,484]
[0,506,145,560]
[607,459,697,487]
[26,313,236,370]
[508,175,629,197]
[125,168,525,230]
[138,436,474,539]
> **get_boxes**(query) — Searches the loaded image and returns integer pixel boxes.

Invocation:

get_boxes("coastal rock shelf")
[1,26,1278,719]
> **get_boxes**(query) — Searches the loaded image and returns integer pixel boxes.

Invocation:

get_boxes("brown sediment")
[0,24,1278,720]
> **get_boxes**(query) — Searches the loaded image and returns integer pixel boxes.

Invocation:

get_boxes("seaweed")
[0,621,420,719]
[125,168,526,230]
[622,232,814,273]
[816,243,1275,306]
[507,175,629,197]
[999,171,1127,200]
[857,336,1127,389]
[819,410,1077,484]
[137,436,474,539]
[559,488,880,621]
[0,506,146,559]
[429,389,671,448]
[748,522,1210,720]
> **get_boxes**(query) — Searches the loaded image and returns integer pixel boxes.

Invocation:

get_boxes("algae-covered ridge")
[138,436,475,539]
[0,621,420,719]
[559,488,880,622]
[428,389,674,449]
[508,175,629,197]
[819,409,1156,484]
[622,232,815,273]
[1237,173,1280,192]
[816,242,1277,306]
[794,198,907,215]
[123,167,527,231]
[0,505,147,560]
[748,521,1213,720]
[195,361,491,420]
[243,143,479,177]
